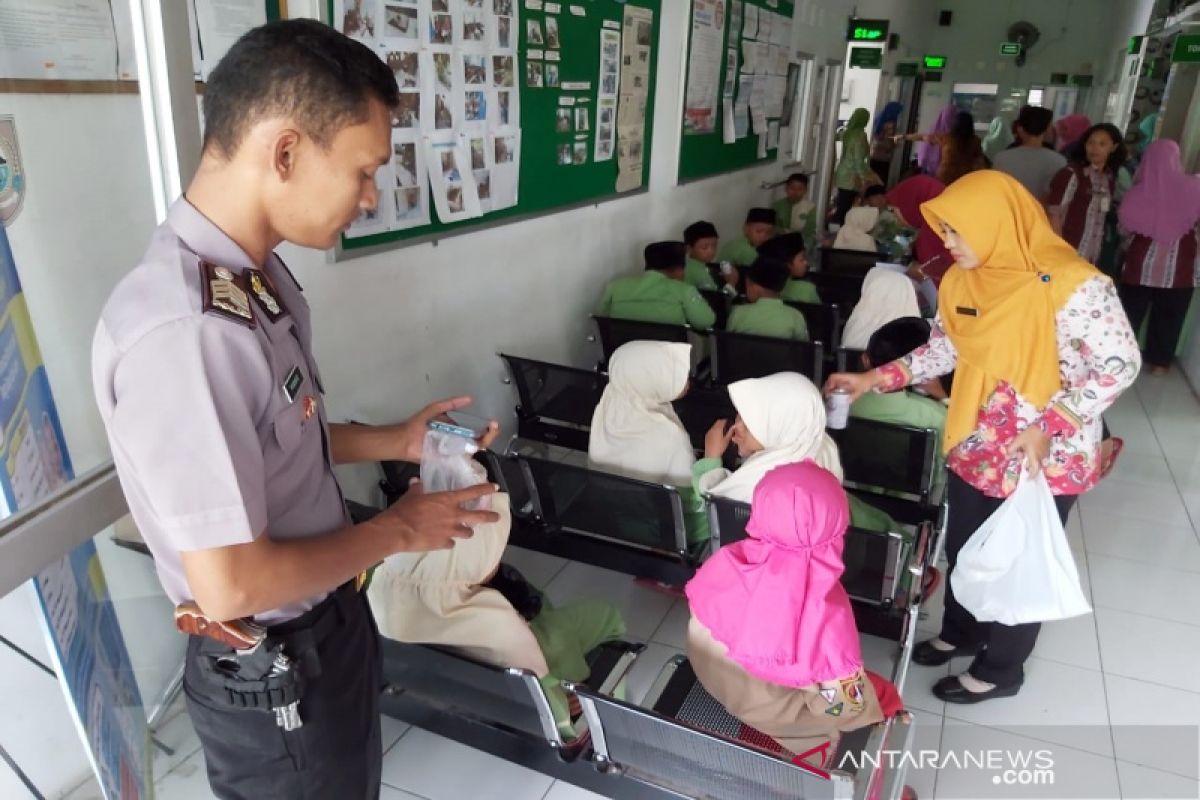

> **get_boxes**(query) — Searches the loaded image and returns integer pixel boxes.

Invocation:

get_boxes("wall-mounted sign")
[999,42,1022,57]
[849,47,884,69]
[923,55,947,70]
[847,19,888,42]
[1129,35,1144,54]
[1071,74,1094,87]
[1049,72,1069,84]
[924,70,944,83]
[1172,33,1200,63]
[896,61,919,77]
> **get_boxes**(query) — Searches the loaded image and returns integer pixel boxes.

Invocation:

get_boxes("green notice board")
[322,0,661,251]
[677,0,795,183]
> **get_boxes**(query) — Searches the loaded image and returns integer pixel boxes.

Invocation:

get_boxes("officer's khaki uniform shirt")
[92,199,348,624]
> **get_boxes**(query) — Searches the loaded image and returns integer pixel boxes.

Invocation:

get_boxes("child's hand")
[704,419,736,460]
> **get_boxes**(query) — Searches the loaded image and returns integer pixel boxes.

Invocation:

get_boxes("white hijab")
[589,341,695,486]
[708,373,844,503]
[833,206,880,252]
[841,267,922,350]
[368,497,550,677]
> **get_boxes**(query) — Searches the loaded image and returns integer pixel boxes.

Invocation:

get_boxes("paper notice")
[426,134,483,222]
[722,98,736,144]
[570,5,586,15]
[757,134,768,158]
[490,130,520,210]
[683,0,724,135]
[742,4,758,40]
[616,4,653,192]
[389,130,432,229]
[0,0,120,80]
[767,119,780,150]
[757,9,772,44]
[195,0,267,79]
[595,26,621,162]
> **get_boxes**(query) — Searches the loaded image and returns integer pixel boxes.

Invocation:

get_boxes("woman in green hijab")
[833,108,873,225]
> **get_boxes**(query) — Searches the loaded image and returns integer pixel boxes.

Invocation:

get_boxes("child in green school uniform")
[719,208,776,267]
[596,241,717,330]
[774,173,817,241]
[683,221,721,290]
[862,185,910,261]
[851,317,948,470]
[727,256,809,341]
[758,232,820,304]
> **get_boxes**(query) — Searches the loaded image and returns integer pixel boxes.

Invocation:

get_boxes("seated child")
[683,221,721,290]
[693,372,898,533]
[853,317,947,474]
[685,461,886,761]
[774,173,817,240]
[759,232,819,304]
[589,341,708,544]
[832,206,880,253]
[596,241,716,330]
[369,496,625,740]
[719,208,776,267]
[727,256,809,341]
[840,266,922,350]
[862,185,910,260]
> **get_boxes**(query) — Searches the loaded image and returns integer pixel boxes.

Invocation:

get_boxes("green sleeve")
[679,485,711,546]
[683,286,717,330]
[793,310,809,341]
[848,493,899,533]
[685,259,718,290]
[692,457,723,495]
[596,282,614,316]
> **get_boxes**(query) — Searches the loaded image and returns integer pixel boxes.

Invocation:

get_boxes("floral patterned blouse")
[876,276,1141,498]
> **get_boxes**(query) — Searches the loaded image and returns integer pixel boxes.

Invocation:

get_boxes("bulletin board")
[326,0,661,252]
[677,0,794,183]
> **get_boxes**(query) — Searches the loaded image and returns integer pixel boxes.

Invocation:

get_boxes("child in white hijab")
[840,267,922,350]
[694,372,897,532]
[589,340,709,544]
[833,206,881,253]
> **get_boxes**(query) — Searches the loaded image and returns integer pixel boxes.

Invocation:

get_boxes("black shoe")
[933,675,1022,704]
[912,639,981,667]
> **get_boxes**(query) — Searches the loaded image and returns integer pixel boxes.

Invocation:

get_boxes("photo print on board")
[470,137,486,170]
[465,90,487,122]
[526,19,543,45]
[526,61,543,87]
[497,90,512,125]
[430,13,453,44]
[555,108,571,133]
[494,134,517,163]
[493,55,514,87]
[433,52,452,91]
[546,16,560,48]
[341,0,376,42]
[384,4,418,39]
[575,107,589,131]
[393,92,420,128]
[557,143,572,165]
[463,11,486,41]
[387,51,418,89]
[496,16,512,48]
[393,141,419,186]
[545,63,560,87]
[464,54,486,84]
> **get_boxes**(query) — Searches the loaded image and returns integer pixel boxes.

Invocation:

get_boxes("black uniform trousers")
[183,584,383,800]
[1118,283,1195,369]
[937,472,1078,688]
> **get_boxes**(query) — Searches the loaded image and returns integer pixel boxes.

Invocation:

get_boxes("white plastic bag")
[420,428,488,509]
[950,470,1091,625]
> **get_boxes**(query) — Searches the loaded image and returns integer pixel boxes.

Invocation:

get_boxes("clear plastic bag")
[951,470,1091,625]
[420,428,488,510]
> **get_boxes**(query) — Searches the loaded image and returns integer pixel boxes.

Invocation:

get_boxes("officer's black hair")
[203,19,401,158]
[866,317,931,367]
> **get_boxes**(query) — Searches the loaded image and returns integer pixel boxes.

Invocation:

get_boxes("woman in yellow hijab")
[825,170,1139,705]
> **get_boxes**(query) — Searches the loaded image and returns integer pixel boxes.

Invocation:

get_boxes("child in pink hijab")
[1054,114,1092,154]
[684,461,887,765]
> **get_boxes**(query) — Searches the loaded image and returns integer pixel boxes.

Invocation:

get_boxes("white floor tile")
[1116,759,1200,800]
[860,633,900,682]
[1079,478,1194,528]
[149,700,203,780]
[899,659,950,717]
[154,750,217,800]
[1105,452,1177,488]
[380,727,554,800]
[935,721,1121,799]
[1166,450,1200,492]
[649,600,689,650]
[542,562,675,641]
[1088,554,1200,627]
[380,786,430,800]
[1181,489,1200,530]
[1081,508,1200,573]
[1096,608,1200,692]
[1105,674,1200,779]
[622,642,684,706]
[1103,411,1163,456]
[502,545,569,589]
[899,716,943,799]
[1031,612,1103,672]
[61,774,103,799]
[543,779,612,799]
[382,715,412,754]
[943,657,1113,758]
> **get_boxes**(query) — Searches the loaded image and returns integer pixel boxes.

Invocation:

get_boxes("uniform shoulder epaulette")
[199,260,256,329]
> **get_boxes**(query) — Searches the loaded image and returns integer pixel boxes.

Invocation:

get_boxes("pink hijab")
[685,461,863,689]
[917,106,956,176]
[1119,139,1200,244]
[887,175,953,283]
[1054,114,1092,154]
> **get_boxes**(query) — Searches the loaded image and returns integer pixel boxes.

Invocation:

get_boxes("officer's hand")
[373,481,500,551]
[397,396,500,461]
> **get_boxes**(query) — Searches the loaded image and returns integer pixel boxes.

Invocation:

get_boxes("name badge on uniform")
[955,306,979,317]
[282,366,304,404]
[1100,196,1111,213]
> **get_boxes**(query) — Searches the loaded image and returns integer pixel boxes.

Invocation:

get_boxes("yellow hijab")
[919,170,1101,452]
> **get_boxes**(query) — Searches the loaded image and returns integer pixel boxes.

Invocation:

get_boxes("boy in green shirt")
[862,185,910,261]
[851,317,948,462]
[727,256,809,341]
[758,232,820,304]
[595,241,717,330]
[682,221,720,290]
[718,208,775,267]
[773,173,817,241]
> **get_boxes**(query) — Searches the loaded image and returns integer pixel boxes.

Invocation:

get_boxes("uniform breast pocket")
[272,403,309,453]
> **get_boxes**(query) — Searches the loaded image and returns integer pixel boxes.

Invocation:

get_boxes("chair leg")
[147,660,186,730]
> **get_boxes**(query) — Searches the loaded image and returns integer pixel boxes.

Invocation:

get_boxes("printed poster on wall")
[683,0,725,135]
[0,226,150,800]
[0,0,120,80]
[594,24,621,162]
[615,4,653,192]
[335,0,522,238]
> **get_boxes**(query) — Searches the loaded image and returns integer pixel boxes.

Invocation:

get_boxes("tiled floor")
[8,371,1200,799]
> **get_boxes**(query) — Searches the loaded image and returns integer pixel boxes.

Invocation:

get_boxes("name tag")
[955,306,978,317]
[282,366,304,403]
[1099,196,1111,213]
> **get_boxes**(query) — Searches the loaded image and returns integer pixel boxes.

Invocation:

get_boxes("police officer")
[91,20,498,799]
